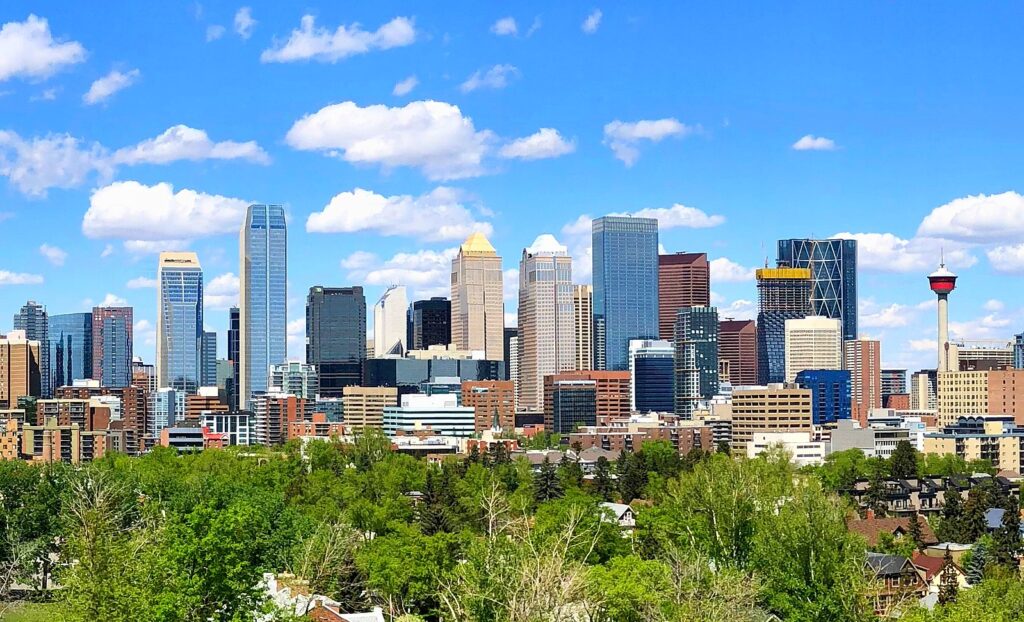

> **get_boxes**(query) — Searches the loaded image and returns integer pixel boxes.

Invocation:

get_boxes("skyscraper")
[756,267,812,384]
[592,216,659,371]
[49,312,93,390]
[784,316,842,383]
[517,234,575,413]
[201,331,217,387]
[0,331,41,408]
[795,369,852,425]
[844,339,881,426]
[658,253,710,341]
[306,286,366,397]
[157,252,203,393]
[777,238,858,341]
[503,327,518,381]
[373,285,408,357]
[572,284,593,371]
[240,204,287,409]
[629,339,674,413]
[14,301,49,397]
[411,297,451,350]
[674,306,719,420]
[227,307,240,411]
[92,306,133,388]
[718,319,757,386]
[451,232,504,360]
[269,361,319,399]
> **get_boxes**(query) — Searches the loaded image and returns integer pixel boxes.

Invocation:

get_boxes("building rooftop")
[460,232,497,255]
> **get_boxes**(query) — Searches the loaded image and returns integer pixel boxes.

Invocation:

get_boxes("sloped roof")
[461,232,496,255]
[866,553,912,577]
[847,515,938,547]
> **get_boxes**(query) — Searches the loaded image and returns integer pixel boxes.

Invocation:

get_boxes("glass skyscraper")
[592,216,659,371]
[306,286,366,397]
[92,306,133,388]
[629,339,674,413]
[14,301,49,397]
[227,307,240,410]
[157,252,203,393]
[777,238,858,341]
[240,204,288,409]
[49,312,93,390]
[756,268,813,385]
[673,306,719,419]
[412,297,451,350]
[795,368,852,425]
[201,331,217,387]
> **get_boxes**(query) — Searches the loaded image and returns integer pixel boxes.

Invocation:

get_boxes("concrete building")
[746,431,827,466]
[628,339,674,413]
[572,285,593,371]
[924,415,1024,473]
[199,411,252,446]
[0,331,41,409]
[341,386,398,430]
[730,384,813,454]
[184,387,228,420]
[936,368,1024,427]
[784,316,842,383]
[844,339,882,426]
[831,419,913,459]
[462,380,515,433]
[451,232,504,361]
[373,285,408,358]
[911,370,937,411]
[718,319,757,386]
[955,343,1014,371]
[657,252,710,341]
[14,301,49,398]
[383,393,476,438]
[150,387,185,434]
[543,370,630,431]
[569,418,714,456]
[544,378,597,434]
[881,369,907,402]
[269,361,319,399]
[92,306,133,388]
[156,251,203,393]
[251,394,309,446]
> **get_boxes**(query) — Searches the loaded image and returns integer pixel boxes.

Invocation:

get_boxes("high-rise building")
[411,298,451,350]
[92,307,133,388]
[881,369,907,400]
[49,312,93,390]
[269,361,319,399]
[517,235,575,413]
[673,306,720,419]
[628,339,674,413]
[592,216,659,371]
[508,335,520,410]
[14,301,49,398]
[239,204,287,409]
[756,267,812,385]
[911,370,937,411]
[784,316,842,383]
[201,331,217,387]
[451,232,504,360]
[251,393,309,446]
[658,253,710,341]
[543,370,631,429]
[373,285,408,357]
[306,286,366,397]
[545,378,597,434]
[0,331,41,408]
[1015,334,1024,369]
[572,285,593,370]
[157,252,203,393]
[844,339,881,426]
[730,384,813,454]
[776,238,858,341]
[718,319,757,386]
[227,307,240,411]
[795,369,852,425]
[463,380,515,432]
[503,328,518,379]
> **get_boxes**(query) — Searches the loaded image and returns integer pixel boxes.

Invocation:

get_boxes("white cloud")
[498,128,575,160]
[908,339,936,352]
[205,272,240,310]
[984,299,1005,312]
[307,186,491,241]
[126,276,157,289]
[987,244,1024,273]
[32,88,57,101]
[791,135,837,151]
[122,240,190,255]
[83,181,249,241]
[709,257,755,283]
[234,7,256,39]
[491,17,517,36]
[833,231,975,273]
[340,250,377,271]
[287,318,305,360]
[0,15,86,82]
[717,298,756,321]
[392,75,418,96]
[344,247,458,299]
[134,319,156,346]
[918,191,1024,243]
[603,118,694,166]
[617,203,725,229]
[99,293,127,307]
[526,17,542,37]
[38,243,67,266]
[560,214,594,283]
[581,9,602,34]
[100,244,114,258]
[503,268,519,301]
[285,100,494,180]
[0,130,111,196]
[504,311,518,328]
[860,303,911,329]
[0,270,43,285]
[112,124,269,165]
[460,64,520,93]
[261,15,415,63]
[206,24,226,42]
[83,68,140,105]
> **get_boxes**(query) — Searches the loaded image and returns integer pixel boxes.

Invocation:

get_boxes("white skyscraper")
[784,316,842,382]
[373,285,408,358]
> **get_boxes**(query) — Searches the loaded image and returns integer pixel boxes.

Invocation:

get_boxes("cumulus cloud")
[717,298,756,321]
[122,240,190,255]
[987,244,1024,273]
[134,319,156,346]
[459,64,520,93]
[206,24,226,42]
[261,15,415,63]
[908,339,936,352]
[307,186,491,241]
[111,124,269,165]
[709,257,755,283]
[491,17,517,36]
[126,276,157,289]
[83,68,140,105]
[205,272,240,309]
[918,191,1024,243]
[234,7,256,39]
[581,9,602,34]
[287,318,305,360]
[99,293,128,307]
[503,268,519,302]
[498,128,575,160]
[38,243,67,266]
[285,100,494,180]
[791,135,837,151]
[560,214,594,283]
[392,75,418,96]
[100,244,115,258]
[82,181,249,242]
[343,247,458,299]
[0,270,43,285]
[603,118,694,166]
[616,203,725,229]
[833,231,975,273]
[984,299,1004,312]
[860,303,911,329]
[0,15,86,82]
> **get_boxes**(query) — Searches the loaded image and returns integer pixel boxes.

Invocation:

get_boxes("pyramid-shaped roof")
[460,232,497,256]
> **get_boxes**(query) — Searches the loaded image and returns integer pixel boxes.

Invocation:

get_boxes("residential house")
[864,553,928,617]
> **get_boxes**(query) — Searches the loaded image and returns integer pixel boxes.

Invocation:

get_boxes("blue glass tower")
[14,301,49,397]
[240,204,287,409]
[756,268,813,384]
[49,312,93,390]
[795,368,852,425]
[592,216,659,371]
[157,252,203,393]
[777,239,858,341]
[629,339,674,413]
[674,307,719,419]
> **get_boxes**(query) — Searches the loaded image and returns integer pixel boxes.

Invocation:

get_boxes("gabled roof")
[600,502,633,519]
[866,553,914,577]
[847,515,938,547]
[911,551,964,582]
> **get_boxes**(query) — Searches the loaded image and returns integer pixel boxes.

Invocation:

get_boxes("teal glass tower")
[777,238,858,341]
[240,204,287,409]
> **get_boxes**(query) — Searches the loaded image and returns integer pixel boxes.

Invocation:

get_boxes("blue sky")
[2,2,1024,373]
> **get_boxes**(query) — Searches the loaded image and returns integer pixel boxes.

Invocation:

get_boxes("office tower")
[411,297,451,350]
[451,232,504,360]
[342,386,398,430]
[201,331,217,387]
[373,285,408,357]
[269,361,319,399]
[508,335,519,409]
[718,319,757,386]
[150,387,184,433]
[463,380,515,432]
[240,204,287,409]
[776,238,858,341]
[881,369,907,400]
[216,359,233,394]
[306,286,366,397]
[14,301,49,398]
[755,267,812,384]
[517,235,575,412]
[844,339,881,426]
[784,316,841,383]
[795,369,852,425]
[227,307,240,410]
[0,331,41,408]
[156,252,203,393]
[49,312,93,391]
[658,253,710,340]
[673,306,720,419]
[927,262,957,373]
[502,328,518,379]
[572,285,593,370]
[544,378,597,434]
[628,339,674,413]
[543,370,631,430]
[730,385,813,454]
[92,307,133,388]
[592,216,659,371]
[956,343,1013,371]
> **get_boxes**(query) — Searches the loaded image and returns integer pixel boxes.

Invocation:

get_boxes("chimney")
[865,508,875,520]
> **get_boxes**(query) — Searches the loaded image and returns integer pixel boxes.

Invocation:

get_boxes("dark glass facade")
[673,306,719,419]
[14,301,49,397]
[550,381,597,433]
[307,286,366,397]
[634,355,674,413]
[503,327,518,380]
[362,358,505,391]
[412,297,451,350]
[227,307,240,411]
[92,307,133,388]
[777,239,858,341]
[201,331,217,387]
[757,311,805,385]
[49,312,93,391]
[795,369,852,425]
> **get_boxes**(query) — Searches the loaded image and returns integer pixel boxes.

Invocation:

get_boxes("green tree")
[289,522,369,613]
[965,540,987,585]
[534,456,564,503]
[557,454,584,490]
[991,497,1022,570]
[418,468,452,536]
[938,547,959,605]
[908,513,926,552]
[864,470,889,518]
[890,440,919,480]
[593,457,615,502]
[617,451,647,503]
[939,490,965,543]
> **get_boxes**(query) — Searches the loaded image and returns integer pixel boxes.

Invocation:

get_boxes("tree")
[864,470,889,518]
[289,522,369,614]
[938,547,959,605]
[557,454,584,490]
[889,440,919,480]
[617,452,647,504]
[991,497,1022,570]
[419,469,452,536]
[939,490,965,543]
[534,456,563,503]
[962,487,988,543]
[593,457,615,502]
[965,541,987,585]
[908,513,926,552]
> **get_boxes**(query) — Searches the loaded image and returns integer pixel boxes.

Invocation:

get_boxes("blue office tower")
[157,252,204,393]
[629,339,674,413]
[49,312,94,390]
[1015,333,1024,369]
[592,216,659,371]
[757,311,805,385]
[795,368,852,425]
[777,239,858,341]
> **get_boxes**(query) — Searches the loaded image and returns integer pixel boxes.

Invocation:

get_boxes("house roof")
[578,447,618,463]
[911,551,964,582]
[866,553,913,577]
[600,502,632,519]
[847,515,938,547]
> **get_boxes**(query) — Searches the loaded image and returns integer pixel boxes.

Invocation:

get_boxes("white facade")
[784,316,842,382]
[746,431,827,466]
[509,335,519,411]
[382,393,476,438]
[200,411,253,446]
[373,285,408,357]
[269,361,319,399]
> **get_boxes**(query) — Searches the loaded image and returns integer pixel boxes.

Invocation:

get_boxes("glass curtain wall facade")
[157,252,203,393]
[201,331,217,387]
[92,307,133,388]
[628,339,674,413]
[412,298,451,350]
[673,306,719,419]
[756,268,813,385]
[795,368,852,425]
[240,204,287,409]
[777,238,858,341]
[227,307,240,410]
[14,301,50,397]
[306,286,366,397]
[49,312,93,390]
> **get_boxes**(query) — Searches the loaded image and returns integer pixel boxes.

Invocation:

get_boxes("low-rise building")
[199,411,253,446]
[383,393,476,438]
[567,414,714,455]
[288,413,346,440]
[924,415,1024,473]
[831,419,912,459]
[746,431,827,466]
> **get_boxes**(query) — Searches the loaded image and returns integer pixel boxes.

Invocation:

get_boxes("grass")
[0,601,60,622]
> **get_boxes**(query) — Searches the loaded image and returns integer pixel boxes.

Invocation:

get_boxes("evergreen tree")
[908,512,926,552]
[593,456,615,502]
[991,497,1022,570]
[557,454,584,490]
[965,541,987,585]
[963,488,988,543]
[938,547,959,605]
[941,489,965,543]
[467,444,482,465]
[534,456,563,503]
[618,452,648,504]
[419,469,451,535]
[489,441,509,466]
[889,440,919,480]
[864,471,888,517]
[716,440,731,454]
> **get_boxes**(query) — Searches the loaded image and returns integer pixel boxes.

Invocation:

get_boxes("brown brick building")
[569,422,714,455]
[463,380,515,432]
[718,320,757,386]
[543,370,630,432]
[658,253,710,341]
[55,384,147,449]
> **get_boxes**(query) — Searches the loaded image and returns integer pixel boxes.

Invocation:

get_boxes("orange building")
[0,332,41,409]
[657,253,710,341]
[885,393,911,410]
[288,413,346,439]
[844,339,882,426]
[543,370,630,428]
[254,395,310,446]
[987,369,1024,425]
[463,380,516,432]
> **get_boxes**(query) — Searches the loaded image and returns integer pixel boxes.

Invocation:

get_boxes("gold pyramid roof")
[460,232,497,256]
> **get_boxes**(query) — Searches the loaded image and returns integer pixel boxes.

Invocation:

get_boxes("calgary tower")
[928,261,958,372]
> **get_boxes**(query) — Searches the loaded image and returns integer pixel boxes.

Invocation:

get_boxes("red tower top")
[928,264,957,295]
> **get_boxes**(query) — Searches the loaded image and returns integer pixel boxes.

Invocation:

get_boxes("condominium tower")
[756,267,812,384]
[784,316,842,383]
[573,285,593,370]
[13,301,49,397]
[92,306,133,388]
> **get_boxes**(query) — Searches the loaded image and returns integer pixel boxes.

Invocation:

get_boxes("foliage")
[991,496,1022,571]
[890,440,919,480]
[902,577,1024,621]
[938,548,959,605]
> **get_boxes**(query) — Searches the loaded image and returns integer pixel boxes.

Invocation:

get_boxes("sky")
[2,2,1024,374]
